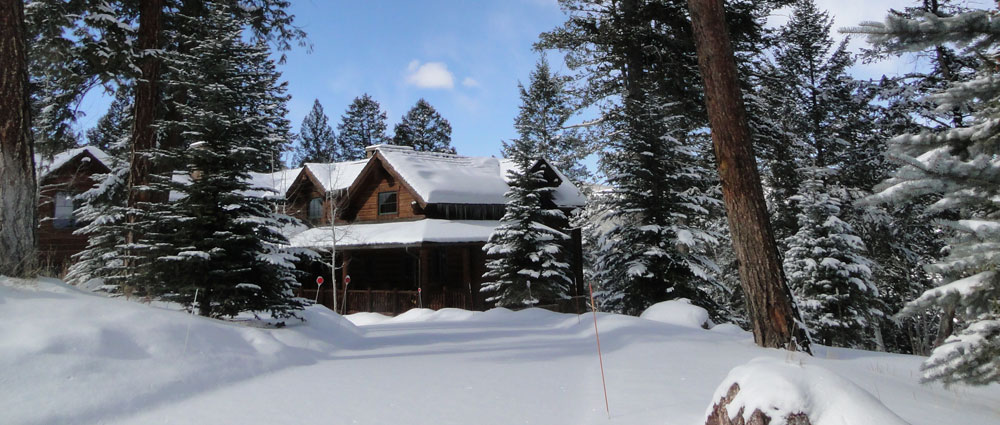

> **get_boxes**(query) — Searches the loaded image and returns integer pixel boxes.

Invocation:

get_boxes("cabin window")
[308,197,324,221]
[53,192,76,229]
[378,191,398,215]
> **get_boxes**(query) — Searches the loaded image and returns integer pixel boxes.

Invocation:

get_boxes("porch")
[297,244,488,315]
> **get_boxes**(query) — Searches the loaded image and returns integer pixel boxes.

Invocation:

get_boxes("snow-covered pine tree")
[845,0,976,355]
[336,93,388,160]
[501,58,588,187]
[391,99,455,154]
[24,0,101,160]
[86,86,132,157]
[592,95,722,316]
[482,140,571,307]
[239,39,292,173]
[539,0,729,316]
[137,8,305,319]
[854,8,1000,385]
[292,99,336,166]
[757,0,877,242]
[66,138,136,292]
[783,170,880,348]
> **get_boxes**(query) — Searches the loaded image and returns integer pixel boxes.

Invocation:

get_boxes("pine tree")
[539,0,734,316]
[855,8,1000,385]
[847,0,975,355]
[783,171,880,348]
[592,97,722,316]
[336,93,388,160]
[392,99,455,154]
[502,59,588,186]
[66,144,135,292]
[293,99,336,166]
[482,142,572,307]
[238,39,293,173]
[140,8,304,318]
[756,0,877,242]
[86,86,133,157]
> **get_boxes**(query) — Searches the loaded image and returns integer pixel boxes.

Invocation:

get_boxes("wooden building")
[35,147,111,270]
[285,145,588,315]
[39,144,588,315]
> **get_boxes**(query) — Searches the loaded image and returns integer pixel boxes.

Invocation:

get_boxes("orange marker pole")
[589,283,610,419]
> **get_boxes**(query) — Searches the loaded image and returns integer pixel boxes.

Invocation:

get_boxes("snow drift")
[707,357,910,425]
[2,277,998,425]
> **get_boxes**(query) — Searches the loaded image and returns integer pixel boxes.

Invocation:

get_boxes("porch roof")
[288,219,500,249]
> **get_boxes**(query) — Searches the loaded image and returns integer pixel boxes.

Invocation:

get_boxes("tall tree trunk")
[0,0,38,277]
[687,0,810,353]
[127,0,165,211]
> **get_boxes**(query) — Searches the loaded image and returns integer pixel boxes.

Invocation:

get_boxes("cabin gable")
[342,156,424,223]
[285,167,334,225]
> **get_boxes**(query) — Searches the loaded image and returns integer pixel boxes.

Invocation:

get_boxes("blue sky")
[72,0,961,163]
[274,0,569,160]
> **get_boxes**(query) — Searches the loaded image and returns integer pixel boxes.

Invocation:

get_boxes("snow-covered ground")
[2,277,998,425]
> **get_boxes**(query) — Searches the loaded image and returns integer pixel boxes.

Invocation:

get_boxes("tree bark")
[0,0,38,277]
[127,0,165,211]
[933,304,955,348]
[687,0,810,352]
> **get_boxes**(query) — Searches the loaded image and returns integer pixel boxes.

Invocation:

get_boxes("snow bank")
[5,277,998,425]
[0,277,357,425]
[346,311,394,326]
[640,298,714,329]
[708,357,910,425]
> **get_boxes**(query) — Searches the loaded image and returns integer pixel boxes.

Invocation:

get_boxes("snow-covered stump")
[706,383,810,425]
[704,358,910,425]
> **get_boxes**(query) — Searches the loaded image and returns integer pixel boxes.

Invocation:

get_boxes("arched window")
[308,197,324,222]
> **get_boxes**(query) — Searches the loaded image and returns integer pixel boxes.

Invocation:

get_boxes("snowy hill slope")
[2,278,998,425]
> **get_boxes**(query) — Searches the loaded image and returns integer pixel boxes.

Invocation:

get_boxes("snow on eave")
[376,147,587,207]
[302,160,367,193]
[35,146,112,180]
[533,157,587,208]
[287,219,500,249]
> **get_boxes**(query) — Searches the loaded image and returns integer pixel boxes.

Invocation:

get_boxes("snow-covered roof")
[377,147,586,207]
[35,146,111,179]
[245,167,302,198]
[101,144,588,207]
[303,160,367,192]
[170,168,304,201]
[288,219,500,249]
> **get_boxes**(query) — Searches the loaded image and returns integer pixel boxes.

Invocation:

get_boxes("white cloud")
[405,60,455,89]
[461,77,480,88]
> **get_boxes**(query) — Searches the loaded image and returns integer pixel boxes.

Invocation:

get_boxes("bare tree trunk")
[0,0,38,277]
[127,0,165,213]
[687,0,810,353]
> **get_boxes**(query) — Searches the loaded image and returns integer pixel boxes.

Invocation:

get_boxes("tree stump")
[705,383,811,425]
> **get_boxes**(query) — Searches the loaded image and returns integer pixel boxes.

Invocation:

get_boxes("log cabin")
[40,144,588,315]
[284,145,588,315]
[35,147,112,270]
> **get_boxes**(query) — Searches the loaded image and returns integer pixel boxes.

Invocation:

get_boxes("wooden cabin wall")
[37,156,108,270]
[352,163,423,222]
[286,171,333,225]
